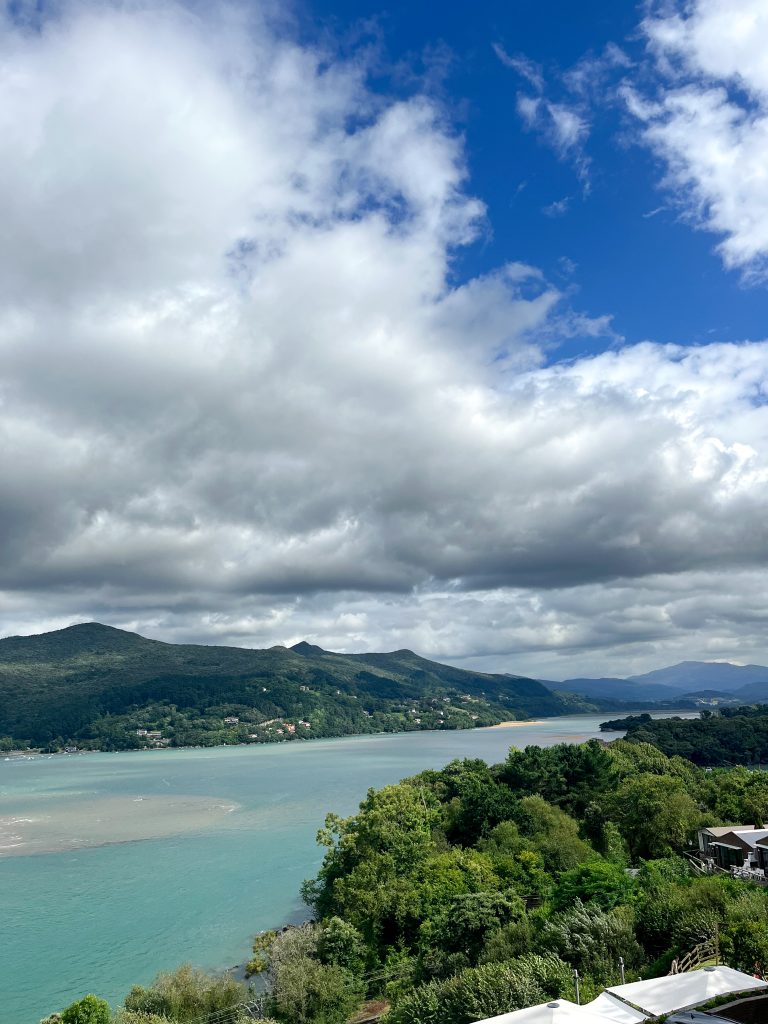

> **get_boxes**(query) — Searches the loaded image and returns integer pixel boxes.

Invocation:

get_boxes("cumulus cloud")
[629,0,768,278]
[0,1,767,675]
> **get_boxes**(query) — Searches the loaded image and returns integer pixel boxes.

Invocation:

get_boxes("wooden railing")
[669,937,717,975]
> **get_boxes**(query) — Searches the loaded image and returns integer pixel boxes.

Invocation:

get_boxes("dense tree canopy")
[616,707,768,767]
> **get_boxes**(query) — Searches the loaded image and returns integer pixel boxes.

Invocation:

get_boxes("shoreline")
[0,721,526,758]
[483,719,545,729]
[1,709,700,760]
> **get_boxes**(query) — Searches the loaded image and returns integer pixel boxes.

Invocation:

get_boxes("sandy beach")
[485,720,545,729]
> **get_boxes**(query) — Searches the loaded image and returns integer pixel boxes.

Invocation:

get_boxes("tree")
[305,783,438,922]
[728,921,768,975]
[500,742,613,817]
[516,796,596,872]
[434,759,520,846]
[267,925,362,1024]
[553,861,636,911]
[539,901,644,981]
[270,959,361,1024]
[60,995,110,1024]
[113,1013,180,1024]
[317,917,366,975]
[478,822,551,897]
[610,773,702,859]
[419,891,525,974]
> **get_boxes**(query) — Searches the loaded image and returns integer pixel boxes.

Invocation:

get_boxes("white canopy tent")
[605,965,767,1016]
[471,999,628,1024]
[472,966,768,1024]
[582,992,647,1023]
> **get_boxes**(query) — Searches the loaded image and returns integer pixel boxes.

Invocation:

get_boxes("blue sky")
[1,0,768,677]
[300,0,768,353]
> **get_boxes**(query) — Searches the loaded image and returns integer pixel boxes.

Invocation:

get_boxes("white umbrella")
[606,966,767,1016]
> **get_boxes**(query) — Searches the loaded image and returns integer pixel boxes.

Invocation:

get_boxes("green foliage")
[539,901,644,982]
[123,964,247,1022]
[60,995,111,1024]
[727,920,768,974]
[429,759,520,846]
[478,917,536,964]
[245,929,278,976]
[419,891,525,975]
[266,923,363,1024]
[500,741,614,817]
[600,714,653,732]
[317,917,366,975]
[608,772,702,859]
[112,1013,172,1024]
[553,861,636,911]
[386,954,571,1024]
[705,764,768,824]
[477,822,551,896]
[516,796,596,872]
[270,959,361,1024]
[622,708,768,767]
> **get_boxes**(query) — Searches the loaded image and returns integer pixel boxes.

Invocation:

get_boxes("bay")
[0,713,696,1022]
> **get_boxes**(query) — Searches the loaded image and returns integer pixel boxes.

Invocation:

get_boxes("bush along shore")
[41,735,768,1024]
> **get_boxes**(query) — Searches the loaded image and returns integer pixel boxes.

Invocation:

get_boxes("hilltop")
[0,623,583,751]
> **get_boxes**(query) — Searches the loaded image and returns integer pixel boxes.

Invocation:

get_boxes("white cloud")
[501,41,632,185]
[515,93,589,176]
[630,0,768,277]
[492,44,544,92]
[547,103,587,152]
[0,1,767,675]
[542,197,570,218]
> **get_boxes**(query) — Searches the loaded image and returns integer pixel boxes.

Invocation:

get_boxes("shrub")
[124,964,247,1022]
[60,995,111,1024]
[386,954,571,1024]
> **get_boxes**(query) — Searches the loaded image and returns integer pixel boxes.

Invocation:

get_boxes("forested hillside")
[0,623,581,750]
[616,706,768,766]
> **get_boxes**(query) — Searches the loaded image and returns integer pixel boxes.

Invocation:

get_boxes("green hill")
[0,623,580,751]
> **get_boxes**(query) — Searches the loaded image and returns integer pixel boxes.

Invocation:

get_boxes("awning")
[606,966,767,1016]
[709,842,744,850]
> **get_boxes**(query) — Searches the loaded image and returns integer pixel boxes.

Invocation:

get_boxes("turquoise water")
[0,715,693,1022]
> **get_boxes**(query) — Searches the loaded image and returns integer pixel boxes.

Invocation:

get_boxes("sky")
[1,0,767,679]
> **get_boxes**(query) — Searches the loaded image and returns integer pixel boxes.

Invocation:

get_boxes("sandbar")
[0,794,239,858]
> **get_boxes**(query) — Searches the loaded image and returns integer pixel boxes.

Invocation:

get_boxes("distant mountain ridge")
[0,622,580,750]
[551,659,768,704]
[627,660,768,690]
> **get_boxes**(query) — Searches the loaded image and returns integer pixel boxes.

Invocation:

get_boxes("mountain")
[551,676,689,702]
[549,660,768,704]
[628,660,768,692]
[0,622,574,750]
[730,680,768,702]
